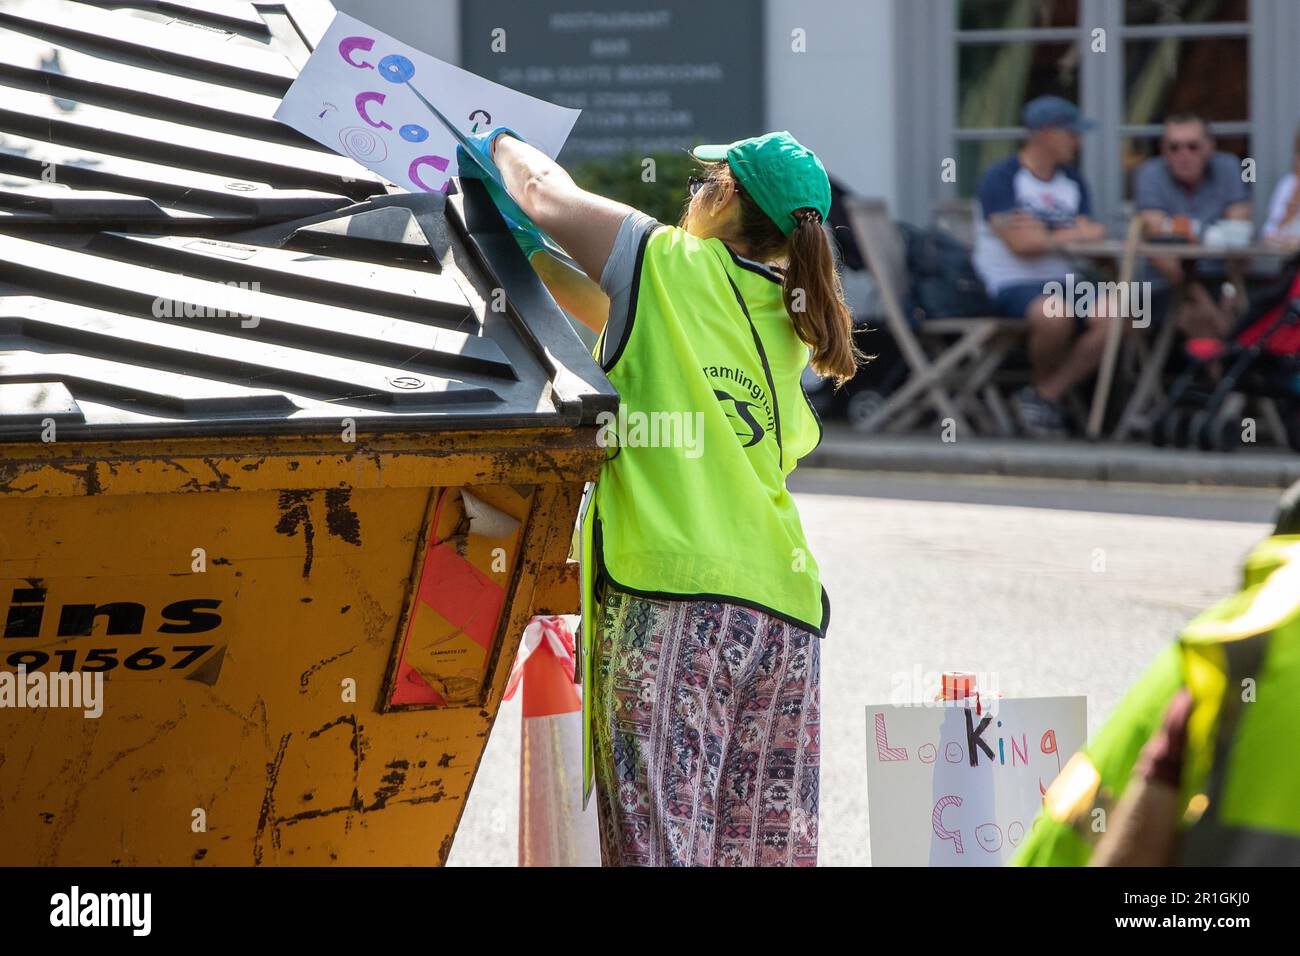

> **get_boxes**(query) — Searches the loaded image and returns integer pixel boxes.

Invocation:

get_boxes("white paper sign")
[865,696,1087,866]
[274,12,581,195]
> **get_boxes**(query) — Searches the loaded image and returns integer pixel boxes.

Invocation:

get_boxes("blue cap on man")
[1022,95,1096,133]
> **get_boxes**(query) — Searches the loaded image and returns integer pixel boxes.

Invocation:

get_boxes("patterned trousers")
[590,583,821,866]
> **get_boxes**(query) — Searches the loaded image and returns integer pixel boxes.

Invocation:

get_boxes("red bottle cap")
[941,671,977,700]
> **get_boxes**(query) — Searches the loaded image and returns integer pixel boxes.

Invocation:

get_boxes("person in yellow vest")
[458,127,858,865]
[1014,479,1300,866]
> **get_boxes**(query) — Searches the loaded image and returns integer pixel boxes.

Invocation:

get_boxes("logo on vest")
[703,365,773,447]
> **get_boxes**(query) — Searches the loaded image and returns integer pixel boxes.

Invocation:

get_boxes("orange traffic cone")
[504,615,599,866]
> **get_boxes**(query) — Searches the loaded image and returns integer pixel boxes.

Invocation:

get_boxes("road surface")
[448,471,1278,866]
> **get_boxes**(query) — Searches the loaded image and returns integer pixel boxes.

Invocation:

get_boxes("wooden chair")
[845,196,1025,435]
[932,198,978,248]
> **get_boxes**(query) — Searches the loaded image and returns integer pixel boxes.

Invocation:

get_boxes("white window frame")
[894,0,1300,229]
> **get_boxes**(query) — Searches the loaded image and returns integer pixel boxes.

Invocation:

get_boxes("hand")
[462,159,568,263]
[456,141,533,230]
[998,210,1041,239]
[1051,217,1102,243]
[991,209,1054,257]
[1079,218,1105,242]
[456,125,523,185]
[1263,232,1300,253]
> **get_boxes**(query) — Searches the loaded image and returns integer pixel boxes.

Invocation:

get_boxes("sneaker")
[1011,386,1069,439]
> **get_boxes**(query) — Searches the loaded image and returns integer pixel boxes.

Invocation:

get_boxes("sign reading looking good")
[865,696,1087,866]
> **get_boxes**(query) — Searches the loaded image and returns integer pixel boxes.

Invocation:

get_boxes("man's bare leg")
[1038,309,1111,402]
[1025,293,1074,393]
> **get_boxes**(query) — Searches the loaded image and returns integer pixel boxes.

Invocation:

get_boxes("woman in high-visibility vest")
[460,126,859,866]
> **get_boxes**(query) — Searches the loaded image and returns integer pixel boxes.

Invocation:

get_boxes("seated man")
[1134,112,1252,338]
[972,96,1108,438]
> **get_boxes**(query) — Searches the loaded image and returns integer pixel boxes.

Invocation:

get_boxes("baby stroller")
[1153,260,1300,453]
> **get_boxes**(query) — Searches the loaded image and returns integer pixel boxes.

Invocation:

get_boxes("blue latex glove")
[456,125,522,185]
[456,144,533,232]
[457,156,528,224]
[456,127,569,261]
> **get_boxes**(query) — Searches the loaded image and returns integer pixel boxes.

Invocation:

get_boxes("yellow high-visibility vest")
[576,224,829,807]
[1014,536,1300,865]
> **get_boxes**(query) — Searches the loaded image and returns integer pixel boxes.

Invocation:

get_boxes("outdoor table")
[1062,229,1291,441]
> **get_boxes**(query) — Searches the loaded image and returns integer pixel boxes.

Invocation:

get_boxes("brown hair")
[684,160,862,385]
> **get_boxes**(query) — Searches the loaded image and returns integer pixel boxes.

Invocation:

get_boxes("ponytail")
[783,212,862,386]
[688,161,863,387]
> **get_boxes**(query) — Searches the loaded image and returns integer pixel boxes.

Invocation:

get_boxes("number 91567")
[3,645,219,677]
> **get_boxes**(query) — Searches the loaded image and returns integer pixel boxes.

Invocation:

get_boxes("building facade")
[338,0,1300,230]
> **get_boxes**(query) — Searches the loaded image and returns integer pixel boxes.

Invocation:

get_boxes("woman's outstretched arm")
[492,134,637,284]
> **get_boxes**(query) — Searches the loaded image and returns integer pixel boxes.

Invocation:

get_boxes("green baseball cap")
[691,130,831,237]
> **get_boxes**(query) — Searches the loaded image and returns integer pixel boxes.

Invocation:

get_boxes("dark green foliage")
[568,150,702,224]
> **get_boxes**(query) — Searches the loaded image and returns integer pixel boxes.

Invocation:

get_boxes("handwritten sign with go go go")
[275,12,581,195]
